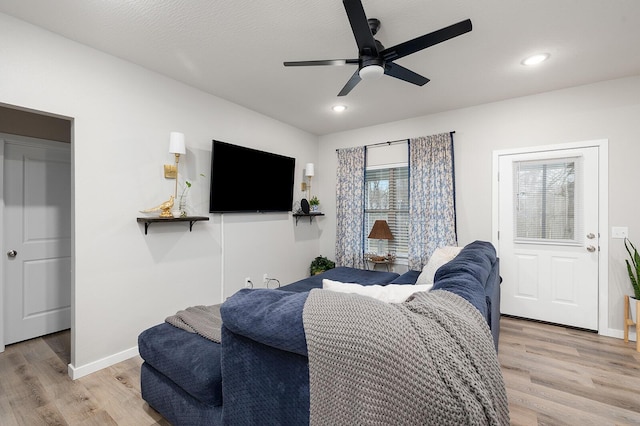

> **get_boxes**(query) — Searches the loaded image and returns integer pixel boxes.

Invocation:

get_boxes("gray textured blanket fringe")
[302,289,509,426]
[165,304,222,343]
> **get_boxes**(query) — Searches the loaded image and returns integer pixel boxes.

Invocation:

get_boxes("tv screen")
[209,140,296,213]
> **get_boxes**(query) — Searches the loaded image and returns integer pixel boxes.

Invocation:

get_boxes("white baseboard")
[601,327,636,342]
[68,346,139,380]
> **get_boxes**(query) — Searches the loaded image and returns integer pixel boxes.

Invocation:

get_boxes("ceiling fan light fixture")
[521,53,550,66]
[332,105,347,113]
[359,64,384,80]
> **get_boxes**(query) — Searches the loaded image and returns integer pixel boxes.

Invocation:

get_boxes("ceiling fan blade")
[343,0,378,56]
[283,59,359,67]
[384,62,430,86]
[337,69,362,96]
[381,19,472,62]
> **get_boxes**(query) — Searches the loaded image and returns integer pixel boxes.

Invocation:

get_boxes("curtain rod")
[335,131,455,152]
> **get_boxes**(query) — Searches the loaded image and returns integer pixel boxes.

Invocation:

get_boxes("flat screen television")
[209,140,296,213]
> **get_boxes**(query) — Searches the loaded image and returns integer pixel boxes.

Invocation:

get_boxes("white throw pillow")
[415,246,463,285]
[322,279,432,303]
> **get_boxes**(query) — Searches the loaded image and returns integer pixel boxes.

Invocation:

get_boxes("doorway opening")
[0,104,73,360]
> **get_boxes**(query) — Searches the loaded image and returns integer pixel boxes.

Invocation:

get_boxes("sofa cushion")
[221,289,310,356]
[322,279,432,303]
[138,323,223,406]
[416,246,463,285]
[432,240,496,320]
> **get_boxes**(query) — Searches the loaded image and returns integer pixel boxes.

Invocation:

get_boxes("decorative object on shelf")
[178,181,191,218]
[140,195,175,218]
[367,219,394,255]
[309,196,320,212]
[309,255,335,276]
[301,163,314,200]
[166,132,186,200]
[300,198,310,214]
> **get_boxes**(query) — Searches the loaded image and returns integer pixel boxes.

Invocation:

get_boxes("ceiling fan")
[283,0,472,96]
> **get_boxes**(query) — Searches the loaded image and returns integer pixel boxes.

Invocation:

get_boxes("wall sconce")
[301,162,314,200]
[165,131,186,199]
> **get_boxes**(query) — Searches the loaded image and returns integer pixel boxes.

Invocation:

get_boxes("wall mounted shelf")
[137,216,209,235]
[293,212,324,225]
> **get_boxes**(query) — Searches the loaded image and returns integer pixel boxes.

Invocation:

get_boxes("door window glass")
[513,156,582,244]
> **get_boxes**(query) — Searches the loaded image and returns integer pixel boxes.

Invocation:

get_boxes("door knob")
[586,245,596,252]
[586,233,596,239]
[7,249,17,257]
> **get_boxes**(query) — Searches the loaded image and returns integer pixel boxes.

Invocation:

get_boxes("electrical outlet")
[244,277,252,288]
[612,227,628,239]
[263,273,269,285]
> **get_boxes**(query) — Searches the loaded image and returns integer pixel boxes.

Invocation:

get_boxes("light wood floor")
[1,317,639,425]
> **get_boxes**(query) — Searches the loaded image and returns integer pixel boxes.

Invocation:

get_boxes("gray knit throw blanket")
[302,289,510,426]
[165,304,222,343]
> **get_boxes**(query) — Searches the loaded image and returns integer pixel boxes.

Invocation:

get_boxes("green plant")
[624,238,640,300]
[309,196,320,206]
[310,255,335,275]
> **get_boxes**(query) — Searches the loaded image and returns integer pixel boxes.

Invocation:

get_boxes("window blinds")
[364,166,409,255]
[513,156,582,244]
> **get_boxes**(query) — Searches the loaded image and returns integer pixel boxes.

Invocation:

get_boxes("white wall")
[0,13,320,376]
[317,75,640,336]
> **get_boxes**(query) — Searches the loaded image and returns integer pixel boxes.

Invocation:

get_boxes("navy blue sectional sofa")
[138,240,501,425]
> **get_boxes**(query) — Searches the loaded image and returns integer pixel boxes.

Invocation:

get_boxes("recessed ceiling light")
[521,53,550,66]
[332,105,347,113]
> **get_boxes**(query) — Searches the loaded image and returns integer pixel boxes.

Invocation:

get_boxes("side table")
[365,258,394,272]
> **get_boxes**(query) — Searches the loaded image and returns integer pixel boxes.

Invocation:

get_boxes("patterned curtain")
[335,146,366,268]
[408,133,457,270]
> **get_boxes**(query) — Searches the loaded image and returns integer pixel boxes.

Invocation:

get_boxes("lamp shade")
[368,220,394,240]
[305,163,315,177]
[169,132,186,155]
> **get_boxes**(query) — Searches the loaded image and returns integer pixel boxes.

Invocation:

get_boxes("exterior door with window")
[497,146,599,330]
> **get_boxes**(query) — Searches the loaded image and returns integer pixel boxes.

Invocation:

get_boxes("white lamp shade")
[169,132,186,155]
[305,163,315,177]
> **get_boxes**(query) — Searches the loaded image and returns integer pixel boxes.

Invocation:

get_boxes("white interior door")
[3,136,71,345]
[498,146,599,330]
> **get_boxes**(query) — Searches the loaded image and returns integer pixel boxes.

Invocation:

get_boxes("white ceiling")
[1,0,639,136]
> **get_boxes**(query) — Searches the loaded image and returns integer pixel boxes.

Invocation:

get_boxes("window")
[364,165,409,257]
[513,156,582,244]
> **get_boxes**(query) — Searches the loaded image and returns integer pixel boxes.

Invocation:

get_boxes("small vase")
[311,204,319,212]
[178,195,188,218]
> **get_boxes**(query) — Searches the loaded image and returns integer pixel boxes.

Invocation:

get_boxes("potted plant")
[309,196,320,212]
[310,255,335,275]
[624,238,640,321]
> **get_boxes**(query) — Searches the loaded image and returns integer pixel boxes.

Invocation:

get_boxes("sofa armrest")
[220,288,309,356]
